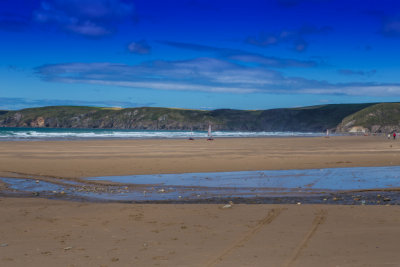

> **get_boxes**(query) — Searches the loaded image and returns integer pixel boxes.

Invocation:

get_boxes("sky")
[1,0,400,110]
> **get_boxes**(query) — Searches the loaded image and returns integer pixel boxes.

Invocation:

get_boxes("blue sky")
[1,0,400,110]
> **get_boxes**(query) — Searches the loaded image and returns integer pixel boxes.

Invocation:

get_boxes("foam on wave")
[0,128,325,140]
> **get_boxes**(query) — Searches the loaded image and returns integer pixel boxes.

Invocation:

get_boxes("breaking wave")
[0,127,326,141]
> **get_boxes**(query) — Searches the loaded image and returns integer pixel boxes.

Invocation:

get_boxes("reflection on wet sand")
[2,165,400,204]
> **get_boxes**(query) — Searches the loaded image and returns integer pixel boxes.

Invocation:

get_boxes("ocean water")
[0,127,326,141]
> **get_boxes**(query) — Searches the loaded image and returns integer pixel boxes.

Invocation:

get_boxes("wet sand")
[1,198,400,266]
[1,136,400,266]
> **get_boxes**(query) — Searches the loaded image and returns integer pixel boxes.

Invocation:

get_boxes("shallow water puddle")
[1,178,70,192]
[2,166,400,202]
[87,166,400,191]
[0,177,311,201]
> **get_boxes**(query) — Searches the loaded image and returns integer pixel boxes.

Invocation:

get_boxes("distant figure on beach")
[207,124,214,141]
[188,127,194,140]
[393,132,397,140]
[388,134,391,139]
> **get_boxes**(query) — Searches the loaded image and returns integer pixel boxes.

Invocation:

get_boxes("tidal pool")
[2,166,400,202]
[87,166,400,191]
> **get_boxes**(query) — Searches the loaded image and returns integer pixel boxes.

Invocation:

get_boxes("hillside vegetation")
[337,103,400,133]
[0,103,395,132]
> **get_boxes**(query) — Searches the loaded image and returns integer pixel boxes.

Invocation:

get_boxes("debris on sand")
[222,201,234,209]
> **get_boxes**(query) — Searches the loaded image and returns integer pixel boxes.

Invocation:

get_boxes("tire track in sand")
[206,208,284,267]
[282,209,327,267]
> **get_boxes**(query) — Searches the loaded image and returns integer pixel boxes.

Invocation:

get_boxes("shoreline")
[0,134,333,142]
[0,127,336,142]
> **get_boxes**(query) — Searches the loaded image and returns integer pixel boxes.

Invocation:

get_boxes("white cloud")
[36,58,400,96]
[128,40,151,54]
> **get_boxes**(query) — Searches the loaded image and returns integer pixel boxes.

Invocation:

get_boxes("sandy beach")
[2,198,400,267]
[1,136,400,266]
[0,136,399,178]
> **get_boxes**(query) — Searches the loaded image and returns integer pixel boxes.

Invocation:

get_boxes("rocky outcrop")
[29,116,45,127]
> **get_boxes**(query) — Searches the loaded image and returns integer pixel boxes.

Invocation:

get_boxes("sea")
[0,127,327,141]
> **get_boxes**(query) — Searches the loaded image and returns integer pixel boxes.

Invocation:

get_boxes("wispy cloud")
[246,25,333,52]
[159,41,318,68]
[0,97,154,110]
[128,40,151,54]
[35,58,400,97]
[301,83,400,97]
[36,59,280,93]
[159,41,223,53]
[228,54,316,68]
[338,69,377,77]
[33,0,135,37]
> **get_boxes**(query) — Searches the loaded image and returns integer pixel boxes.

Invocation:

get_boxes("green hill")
[0,103,384,132]
[337,103,400,133]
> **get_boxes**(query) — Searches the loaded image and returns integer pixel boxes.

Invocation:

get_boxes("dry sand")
[1,136,400,266]
[0,136,399,178]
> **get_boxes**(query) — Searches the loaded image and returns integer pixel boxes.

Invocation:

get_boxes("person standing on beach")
[394,132,397,140]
